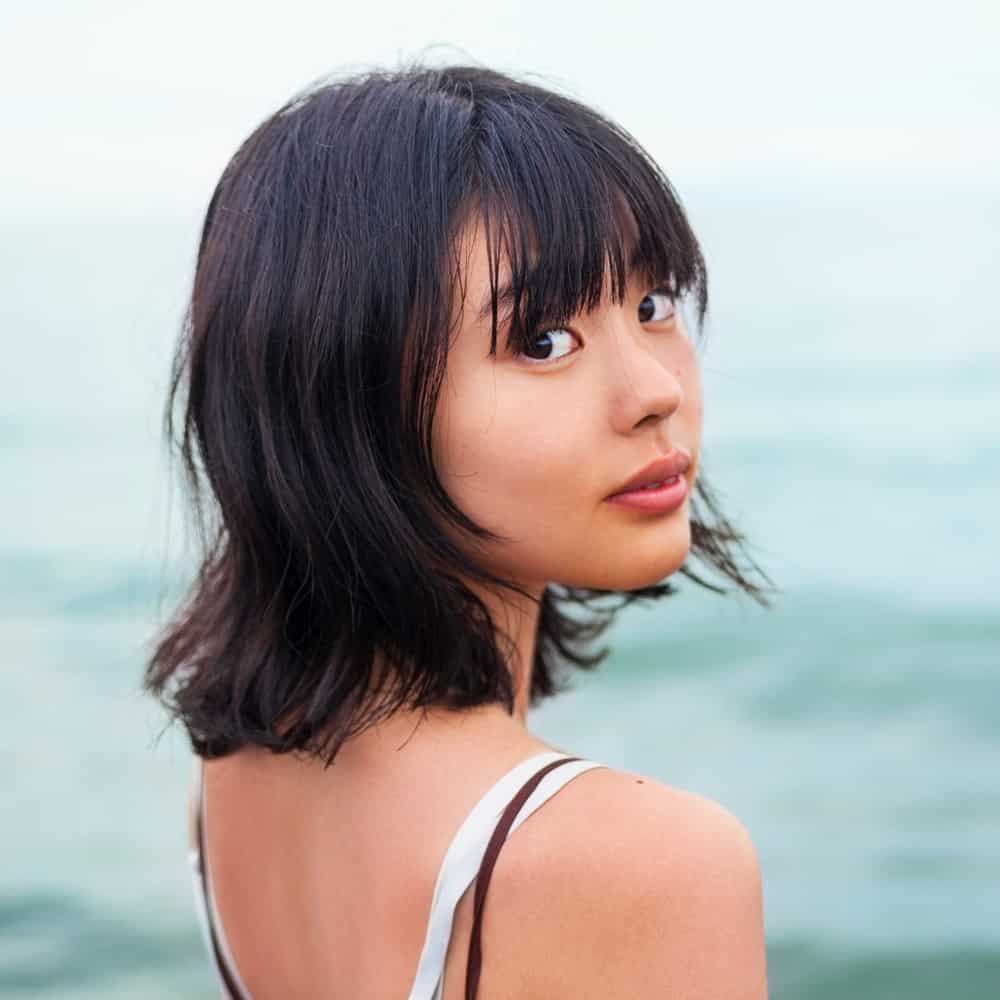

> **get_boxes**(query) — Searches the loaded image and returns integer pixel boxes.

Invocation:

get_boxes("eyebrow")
[477,281,519,324]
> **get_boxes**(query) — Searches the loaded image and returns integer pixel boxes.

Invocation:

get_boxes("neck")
[332,577,547,766]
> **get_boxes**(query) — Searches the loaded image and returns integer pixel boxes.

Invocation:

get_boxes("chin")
[563,543,691,592]
[622,557,688,590]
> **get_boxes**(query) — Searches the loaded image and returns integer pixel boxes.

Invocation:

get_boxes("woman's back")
[188,716,608,999]
[187,709,767,999]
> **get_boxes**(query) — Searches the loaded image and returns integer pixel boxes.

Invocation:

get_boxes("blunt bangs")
[448,96,709,359]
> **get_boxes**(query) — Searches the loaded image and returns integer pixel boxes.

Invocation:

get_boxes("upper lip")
[607,448,692,497]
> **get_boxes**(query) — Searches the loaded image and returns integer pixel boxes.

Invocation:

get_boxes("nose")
[604,317,684,434]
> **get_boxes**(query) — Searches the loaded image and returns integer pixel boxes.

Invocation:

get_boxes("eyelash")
[515,286,677,367]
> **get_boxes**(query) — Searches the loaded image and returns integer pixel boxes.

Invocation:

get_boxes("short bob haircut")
[145,61,777,765]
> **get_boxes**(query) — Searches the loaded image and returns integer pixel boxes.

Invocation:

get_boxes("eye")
[638,287,676,323]
[513,286,676,367]
[517,328,579,366]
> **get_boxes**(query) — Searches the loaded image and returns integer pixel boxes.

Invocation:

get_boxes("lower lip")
[605,475,688,512]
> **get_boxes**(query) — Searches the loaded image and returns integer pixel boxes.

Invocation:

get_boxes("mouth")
[604,472,689,513]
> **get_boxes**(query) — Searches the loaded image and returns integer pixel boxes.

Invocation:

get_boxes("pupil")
[638,296,653,322]
[525,332,553,359]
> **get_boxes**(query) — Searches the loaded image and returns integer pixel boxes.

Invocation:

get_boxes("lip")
[604,475,688,513]
[606,448,692,499]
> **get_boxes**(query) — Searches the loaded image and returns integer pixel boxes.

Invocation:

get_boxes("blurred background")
[2,1,998,997]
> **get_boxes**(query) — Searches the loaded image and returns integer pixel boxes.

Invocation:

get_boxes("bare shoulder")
[478,764,768,999]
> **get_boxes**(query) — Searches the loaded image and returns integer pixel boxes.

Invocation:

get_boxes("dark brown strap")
[194,764,249,1000]
[464,756,583,1000]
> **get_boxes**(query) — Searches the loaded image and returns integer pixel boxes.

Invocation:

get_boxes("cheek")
[685,366,704,421]
[672,342,703,422]
[433,371,590,530]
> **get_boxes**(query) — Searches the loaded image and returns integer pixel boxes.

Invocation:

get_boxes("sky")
[3,0,998,220]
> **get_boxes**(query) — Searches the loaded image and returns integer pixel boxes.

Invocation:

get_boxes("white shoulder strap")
[189,758,253,1000]
[406,750,607,1000]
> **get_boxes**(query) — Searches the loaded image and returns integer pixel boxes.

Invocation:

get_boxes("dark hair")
[144,60,778,765]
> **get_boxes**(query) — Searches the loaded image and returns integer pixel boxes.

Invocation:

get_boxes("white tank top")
[189,750,607,999]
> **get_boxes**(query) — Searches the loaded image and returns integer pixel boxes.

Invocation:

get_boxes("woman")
[146,61,776,999]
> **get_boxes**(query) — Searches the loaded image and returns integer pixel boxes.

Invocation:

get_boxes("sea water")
[1,175,997,997]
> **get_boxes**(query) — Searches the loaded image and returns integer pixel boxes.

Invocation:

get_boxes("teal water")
[2,176,998,997]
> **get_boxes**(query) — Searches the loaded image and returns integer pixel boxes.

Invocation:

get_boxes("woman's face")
[431,217,703,593]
